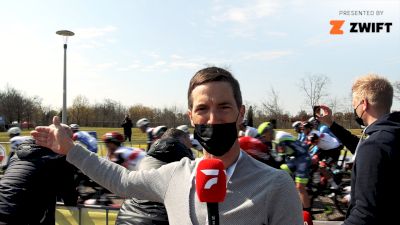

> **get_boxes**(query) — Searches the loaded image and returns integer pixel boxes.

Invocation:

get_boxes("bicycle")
[307,156,351,216]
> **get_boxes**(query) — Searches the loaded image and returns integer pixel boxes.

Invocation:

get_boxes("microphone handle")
[207,203,219,225]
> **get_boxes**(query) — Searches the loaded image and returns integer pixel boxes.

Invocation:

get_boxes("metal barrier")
[56,203,119,225]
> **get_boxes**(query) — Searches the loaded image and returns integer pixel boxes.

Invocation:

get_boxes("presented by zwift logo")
[330,10,393,35]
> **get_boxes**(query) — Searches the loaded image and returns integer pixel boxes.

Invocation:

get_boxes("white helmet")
[176,125,189,134]
[7,127,21,135]
[152,125,168,138]
[244,127,258,138]
[70,124,80,132]
[136,118,150,128]
[274,131,296,144]
[292,121,302,128]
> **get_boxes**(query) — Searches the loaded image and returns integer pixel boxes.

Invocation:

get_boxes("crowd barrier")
[55,204,344,225]
[56,204,119,225]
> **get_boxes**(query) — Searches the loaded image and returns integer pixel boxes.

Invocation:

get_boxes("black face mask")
[354,102,365,127]
[194,121,238,156]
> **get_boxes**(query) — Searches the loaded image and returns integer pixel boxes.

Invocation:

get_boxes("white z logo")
[201,169,219,189]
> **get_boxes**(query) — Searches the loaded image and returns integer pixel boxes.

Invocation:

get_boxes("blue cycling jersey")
[74,131,98,153]
[283,141,311,180]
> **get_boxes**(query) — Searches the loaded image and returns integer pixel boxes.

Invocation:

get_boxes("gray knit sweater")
[67,144,303,225]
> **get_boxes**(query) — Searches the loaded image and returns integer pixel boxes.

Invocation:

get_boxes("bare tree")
[300,74,330,111]
[262,87,283,119]
[70,95,90,125]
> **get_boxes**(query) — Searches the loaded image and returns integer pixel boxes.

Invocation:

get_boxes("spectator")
[121,115,134,142]
[317,74,400,225]
[0,137,78,225]
[32,66,303,224]
[116,128,194,225]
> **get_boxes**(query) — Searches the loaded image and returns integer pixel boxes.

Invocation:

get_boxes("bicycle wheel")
[332,181,351,215]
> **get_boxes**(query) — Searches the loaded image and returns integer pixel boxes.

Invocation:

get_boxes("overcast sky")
[1,0,399,115]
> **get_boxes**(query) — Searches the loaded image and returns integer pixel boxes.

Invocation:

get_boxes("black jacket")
[121,118,133,134]
[0,138,78,225]
[331,112,400,225]
[116,138,194,225]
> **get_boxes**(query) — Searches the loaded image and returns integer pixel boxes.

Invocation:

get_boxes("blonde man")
[317,74,400,225]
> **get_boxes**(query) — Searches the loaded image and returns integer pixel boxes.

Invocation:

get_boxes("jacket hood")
[16,137,64,161]
[365,111,400,135]
[147,137,194,163]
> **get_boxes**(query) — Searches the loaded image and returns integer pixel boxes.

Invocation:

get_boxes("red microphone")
[303,210,313,225]
[196,159,226,225]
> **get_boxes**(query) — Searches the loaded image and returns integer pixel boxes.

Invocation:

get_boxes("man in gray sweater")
[32,66,303,225]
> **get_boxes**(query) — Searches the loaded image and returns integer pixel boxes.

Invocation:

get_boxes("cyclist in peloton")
[306,130,343,190]
[151,125,168,142]
[292,121,306,142]
[102,131,146,171]
[176,124,204,151]
[136,118,154,150]
[2,127,30,170]
[274,131,312,215]
[70,124,98,153]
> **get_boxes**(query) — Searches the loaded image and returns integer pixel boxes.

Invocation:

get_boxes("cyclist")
[306,131,343,189]
[309,117,341,143]
[70,124,98,153]
[176,125,203,151]
[0,145,5,167]
[274,131,312,214]
[292,121,306,142]
[152,125,168,142]
[257,121,275,150]
[2,127,29,170]
[136,118,154,150]
[238,136,269,163]
[102,131,146,171]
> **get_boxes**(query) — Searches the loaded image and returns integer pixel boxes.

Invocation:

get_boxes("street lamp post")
[56,30,74,124]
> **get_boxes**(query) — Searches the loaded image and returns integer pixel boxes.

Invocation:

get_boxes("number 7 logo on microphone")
[200,169,220,189]
[196,159,227,203]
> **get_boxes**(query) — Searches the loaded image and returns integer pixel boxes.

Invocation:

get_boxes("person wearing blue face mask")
[31,66,303,225]
[316,74,400,225]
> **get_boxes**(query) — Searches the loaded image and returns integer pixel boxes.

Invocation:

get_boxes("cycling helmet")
[70,124,80,132]
[7,127,21,135]
[292,121,302,128]
[102,132,124,145]
[308,116,319,127]
[244,127,258,138]
[274,131,296,144]
[136,118,150,128]
[302,121,313,129]
[176,125,190,134]
[152,125,168,138]
[257,122,273,135]
[239,136,268,161]
[308,117,317,123]
[274,131,296,156]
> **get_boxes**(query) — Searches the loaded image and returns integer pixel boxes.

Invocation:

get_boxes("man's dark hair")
[187,67,242,109]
